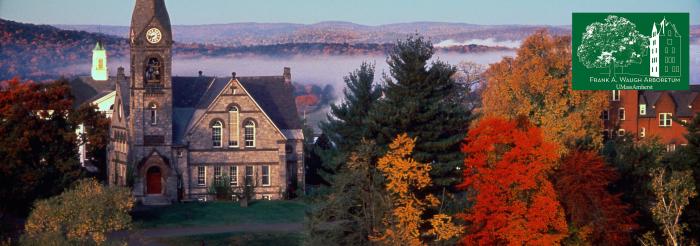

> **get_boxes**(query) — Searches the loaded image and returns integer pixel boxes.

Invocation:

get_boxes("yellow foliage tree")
[372,133,461,245]
[480,30,608,154]
[22,179,134,245]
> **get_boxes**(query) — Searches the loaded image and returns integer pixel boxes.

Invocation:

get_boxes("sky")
[0,0,698,26]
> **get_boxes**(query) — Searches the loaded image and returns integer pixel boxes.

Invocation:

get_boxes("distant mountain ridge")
[56,21,574,46]
[0,19,511,80]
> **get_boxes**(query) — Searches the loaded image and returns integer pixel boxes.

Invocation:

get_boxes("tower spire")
[91,40,108,81]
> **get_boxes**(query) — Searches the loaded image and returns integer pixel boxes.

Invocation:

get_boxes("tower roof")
[93,41,105,51]
[130,0,171,41]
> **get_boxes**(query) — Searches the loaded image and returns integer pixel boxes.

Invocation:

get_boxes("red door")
[147,166,161,194]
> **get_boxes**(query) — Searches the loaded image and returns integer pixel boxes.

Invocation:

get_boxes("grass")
[154,231,304,246]
[132,200,307,229]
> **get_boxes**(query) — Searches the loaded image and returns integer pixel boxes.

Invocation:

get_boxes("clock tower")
[129,0,177,201]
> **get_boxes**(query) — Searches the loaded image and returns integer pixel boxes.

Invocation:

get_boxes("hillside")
[1,18,512,80]
[0,19,128,80]
[57,21,573,46]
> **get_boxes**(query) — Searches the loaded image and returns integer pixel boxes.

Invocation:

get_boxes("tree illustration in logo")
[577,15,648,76]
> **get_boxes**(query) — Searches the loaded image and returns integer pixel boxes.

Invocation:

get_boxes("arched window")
[228,106,239,147]
[148,102,158,125]
[244,120,256,147]
[212,121,223,148]
[144,57,162,83]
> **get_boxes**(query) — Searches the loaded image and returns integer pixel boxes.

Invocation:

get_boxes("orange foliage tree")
[458,117,568,245]
[555,150,638,245]
[372,133,460,245]
[480,30,608,154]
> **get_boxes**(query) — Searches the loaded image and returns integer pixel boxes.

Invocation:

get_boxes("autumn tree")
[458,117,568,245]
[69,103,110,181]
[319,62,382,173]
[555,150,638,245]
[369,35,470,188]
[640,168,697,246]
[0,78,84,218]
[481,30,608,154]
[306,140,390,245]
[21,179,133,245]
[371,133,460,245]
[577,15,647,75]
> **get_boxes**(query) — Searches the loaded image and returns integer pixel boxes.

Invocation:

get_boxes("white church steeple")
[91,41,108,81]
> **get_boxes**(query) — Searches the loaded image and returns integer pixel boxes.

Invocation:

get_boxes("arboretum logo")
[572,13,689,90]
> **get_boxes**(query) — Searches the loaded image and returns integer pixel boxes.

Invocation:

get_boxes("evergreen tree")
[678,113,700,240]
[305,140,390,245]
[369,35,469,188]
[318,62,382,173]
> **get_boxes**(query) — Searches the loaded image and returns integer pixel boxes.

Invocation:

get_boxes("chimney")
[232,72,237,79]
[198,70,203,77]
[117,67,126,84]
[283,67,291,85]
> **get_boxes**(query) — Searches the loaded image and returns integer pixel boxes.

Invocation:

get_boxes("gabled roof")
[238,76,302,130]
[69,76,120,107]
[69,74,303,145]
[639,85,700,118]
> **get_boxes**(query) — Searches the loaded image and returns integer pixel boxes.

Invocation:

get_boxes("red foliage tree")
[0,78,83,216]
[295,94,319,108]
[555,150,638,245]
[458,117,568,245]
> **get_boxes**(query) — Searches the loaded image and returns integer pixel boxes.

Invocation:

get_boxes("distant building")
[71,0,304,205]
[91,41,108,81]
[649,18,682,78]
[603,87,700,151]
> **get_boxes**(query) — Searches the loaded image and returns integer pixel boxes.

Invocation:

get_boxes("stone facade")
[105,0,304,205]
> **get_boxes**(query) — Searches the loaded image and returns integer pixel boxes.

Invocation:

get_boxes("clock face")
[146,28,162,44]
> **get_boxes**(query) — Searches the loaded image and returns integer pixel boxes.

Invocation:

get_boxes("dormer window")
[145,57,162,84]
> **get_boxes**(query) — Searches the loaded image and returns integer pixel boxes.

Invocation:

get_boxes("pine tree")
[319,62,382,173]
[369,35,470,188]
[305,140,390,245]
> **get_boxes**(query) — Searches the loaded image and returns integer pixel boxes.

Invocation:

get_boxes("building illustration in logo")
[649,18,682,78]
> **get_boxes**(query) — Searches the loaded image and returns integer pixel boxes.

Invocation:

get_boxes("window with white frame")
[612,90,620,101]
[639,104,646,115]
[261,195,271,200]
[244,120,256,147]
[230,166,238,186]
[149,103,158,125]
[261,165,270,186]
[228,106,239,147]
[640,127,646,138]
[602,110,609,120]
[659,113,672,127]
[619,108,625,120]
[618,129,625,136]
[214,166,222,183]
[245,166,254,186]
[197,166,206,186]
[212,121,223,147]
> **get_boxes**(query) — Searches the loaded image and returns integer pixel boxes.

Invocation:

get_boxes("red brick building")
[603,85,700,151]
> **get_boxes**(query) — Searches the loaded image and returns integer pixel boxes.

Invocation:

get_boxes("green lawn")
[154,232,303,246]
[132,200,307,228]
